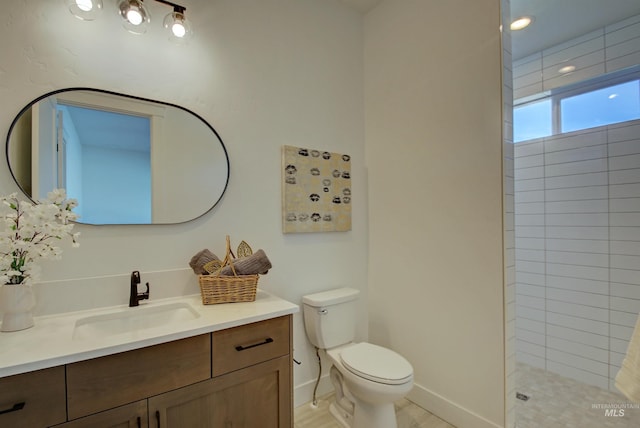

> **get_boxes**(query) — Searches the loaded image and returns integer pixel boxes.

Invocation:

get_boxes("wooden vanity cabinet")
[0,366,66,428]
[150,315,293,428]
[45,314,293,428]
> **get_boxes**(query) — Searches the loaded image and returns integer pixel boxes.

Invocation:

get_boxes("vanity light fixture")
[116,0,192,40]
[510,16,533,31]
[67,0,104,21]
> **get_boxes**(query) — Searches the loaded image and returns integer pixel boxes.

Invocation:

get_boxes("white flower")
[0,189,80,285]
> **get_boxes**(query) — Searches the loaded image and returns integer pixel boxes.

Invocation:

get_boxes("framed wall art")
[281,145,352,233]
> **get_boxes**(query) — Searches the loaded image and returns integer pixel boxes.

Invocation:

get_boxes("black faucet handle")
[131,271,141,285]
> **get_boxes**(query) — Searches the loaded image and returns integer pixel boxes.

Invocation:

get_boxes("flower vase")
[1,283,35,332]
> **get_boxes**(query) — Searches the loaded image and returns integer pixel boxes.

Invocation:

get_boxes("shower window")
[514,67,640,143]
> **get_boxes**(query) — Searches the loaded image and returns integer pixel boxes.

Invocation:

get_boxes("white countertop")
[0,290,298,378]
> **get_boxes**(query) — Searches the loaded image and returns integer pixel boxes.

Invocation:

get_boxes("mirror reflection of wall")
[58,104,152,224]
[6,89,230,225]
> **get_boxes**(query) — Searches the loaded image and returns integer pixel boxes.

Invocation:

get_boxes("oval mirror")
[6,88,229,225]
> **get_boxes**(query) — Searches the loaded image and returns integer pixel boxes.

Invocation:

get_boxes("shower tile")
[546,312,609,335]
[517,283,546,298]
[610,296,640,314]
[546,238,609,253]
[547,300,608,322]
[546,360,610,388]
[610,310,639,327]
[546,262,609,281]
[608,140,640,157]
[516,237,546,250]
[546,324,609,349]
[546,275,609,294]
[611,226,640,241]
[610,154,640,171]
[608,121,640,143]
[545,186,608,201]
[547,287,609,308]
[545,158,608,176]
[610,198,640,212]
[546,199,609,213]
[547,336,609,363]
[544,145,607,165]
[546,225,609,240]
[611,268,640,285]
[546,213,609,227]
[545,171,607,189]
[611,282,640,299]
[515,177,545,191]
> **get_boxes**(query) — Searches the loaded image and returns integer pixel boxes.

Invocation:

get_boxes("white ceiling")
[340,0,640,60]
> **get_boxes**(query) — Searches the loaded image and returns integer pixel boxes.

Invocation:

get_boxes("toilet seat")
[340,343,413,385]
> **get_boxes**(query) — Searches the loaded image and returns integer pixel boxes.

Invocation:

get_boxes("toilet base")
[329,402,353,428]
[329,397,398,428]
[352,400,397,428]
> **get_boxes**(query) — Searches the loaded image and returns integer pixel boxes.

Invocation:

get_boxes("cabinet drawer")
[67,334,211,420]
[212,315,290,376]
[0,366,66,428]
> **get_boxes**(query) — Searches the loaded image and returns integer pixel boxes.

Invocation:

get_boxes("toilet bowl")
[302,288,414,428]
[326,342,413,428]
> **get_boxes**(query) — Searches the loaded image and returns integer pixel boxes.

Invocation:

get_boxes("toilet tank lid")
[302,287,359,307]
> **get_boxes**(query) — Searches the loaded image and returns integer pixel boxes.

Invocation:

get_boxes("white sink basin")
[72,302,200,341]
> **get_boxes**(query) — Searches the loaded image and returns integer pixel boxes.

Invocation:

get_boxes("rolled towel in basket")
[219,249,272,276]
[189,249,220,275]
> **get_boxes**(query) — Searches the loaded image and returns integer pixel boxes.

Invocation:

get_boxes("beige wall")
[0,0,367,407]
[364,1,505,427]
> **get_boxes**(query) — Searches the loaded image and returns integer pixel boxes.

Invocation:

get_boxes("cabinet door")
[149,355,291,428]
[0,366,66,428]
[50,400,147,428]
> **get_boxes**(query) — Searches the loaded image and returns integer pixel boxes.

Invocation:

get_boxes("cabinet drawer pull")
[235,337,273,351]
[156,410,161,427]
[0,402,25,415]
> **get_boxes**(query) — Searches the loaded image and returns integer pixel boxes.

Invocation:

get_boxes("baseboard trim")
[408,382,503,428]
[294,374,334,408]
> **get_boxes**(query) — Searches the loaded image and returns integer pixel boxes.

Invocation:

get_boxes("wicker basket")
[198,236,259,304]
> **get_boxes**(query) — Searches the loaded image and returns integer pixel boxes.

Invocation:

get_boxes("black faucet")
[129,271,150,307]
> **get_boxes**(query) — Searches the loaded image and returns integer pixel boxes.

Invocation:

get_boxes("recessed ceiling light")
[510,16,533,31]
[558,65,576,74]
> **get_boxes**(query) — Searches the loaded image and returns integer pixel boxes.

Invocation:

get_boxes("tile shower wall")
[513,13,640,100]
[514,119,640,391]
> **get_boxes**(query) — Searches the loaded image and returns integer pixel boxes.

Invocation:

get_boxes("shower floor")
[516,362,640,428]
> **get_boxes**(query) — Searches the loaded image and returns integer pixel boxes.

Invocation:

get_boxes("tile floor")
[296,364,640,428]
[294,393,455,428]
[515,362,640,428]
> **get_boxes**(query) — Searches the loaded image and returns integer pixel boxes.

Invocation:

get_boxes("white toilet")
[302,287,414,428]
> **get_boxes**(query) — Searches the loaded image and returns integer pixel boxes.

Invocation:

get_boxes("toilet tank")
[302,287,359,349]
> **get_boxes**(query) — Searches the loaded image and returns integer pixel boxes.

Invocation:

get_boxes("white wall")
[0,0,366,407]
[364,1,506,427]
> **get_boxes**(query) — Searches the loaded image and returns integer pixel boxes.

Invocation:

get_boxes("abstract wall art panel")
[282,145,352,233]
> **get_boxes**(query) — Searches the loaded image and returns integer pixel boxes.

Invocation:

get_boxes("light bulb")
[127,9,143,26]
[67,0,103,21]
[163,11,193,42]
[172,22,186,38]
[118,0,150,35]
[75,0,93,12]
